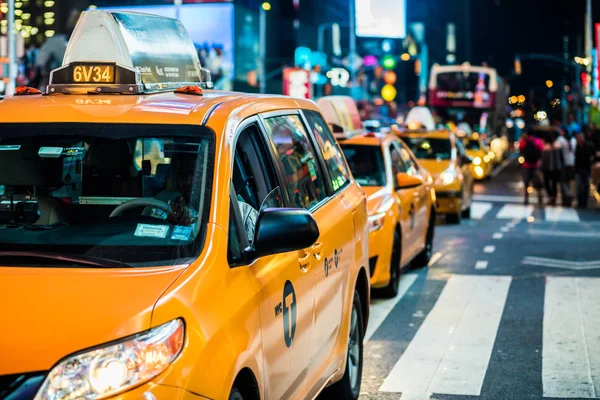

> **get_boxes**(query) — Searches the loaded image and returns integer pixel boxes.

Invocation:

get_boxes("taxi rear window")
[0,123,214,266]
[340,144,386,187]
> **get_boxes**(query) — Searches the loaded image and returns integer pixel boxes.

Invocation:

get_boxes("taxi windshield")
[465,139,481,151]
[0,123,213,266]
[340,144,386,187]
[404,137,452,160]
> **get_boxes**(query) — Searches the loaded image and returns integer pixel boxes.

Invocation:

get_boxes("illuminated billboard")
[355,0,406,39]
[98,3,233,90]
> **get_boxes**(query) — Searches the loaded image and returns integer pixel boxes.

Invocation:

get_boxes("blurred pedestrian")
[556,127,575,206]
[519,129,544,206]
[574,132,596,208]
[540,131,564,206]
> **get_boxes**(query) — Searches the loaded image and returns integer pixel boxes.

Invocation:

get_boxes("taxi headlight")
[368,212,386,232]
[473,157,482,166]
[483,155,490,163]
[435,171,456,186]
[35,319,184,400]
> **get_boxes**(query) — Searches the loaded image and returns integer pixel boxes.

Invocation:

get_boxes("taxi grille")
[0,372,46,400]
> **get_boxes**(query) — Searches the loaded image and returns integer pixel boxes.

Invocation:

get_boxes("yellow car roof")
[396,129,451,140]
[0,91,320,126]
[338,131,397,147]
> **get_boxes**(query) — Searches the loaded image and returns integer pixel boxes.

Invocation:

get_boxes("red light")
[174,86,203,96]
[14,86,42,96]
[61,197,73,205]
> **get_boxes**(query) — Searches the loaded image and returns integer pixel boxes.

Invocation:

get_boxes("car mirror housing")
[396,173,424,190]
[252,208,319,259]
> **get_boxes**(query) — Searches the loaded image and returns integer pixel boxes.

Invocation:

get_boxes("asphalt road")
[359,159,600,400]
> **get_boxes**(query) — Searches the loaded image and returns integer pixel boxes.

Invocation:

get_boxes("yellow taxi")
[317,96,436,297]
[339,132,436,296]
[460,133,494,180]
[395,128,474,224]
[0,11,370,400]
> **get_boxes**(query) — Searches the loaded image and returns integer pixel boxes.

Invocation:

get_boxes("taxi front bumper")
[111,382,209,400]
[367,223,395,289]
[6,377,210,400]
[435,191,462,214]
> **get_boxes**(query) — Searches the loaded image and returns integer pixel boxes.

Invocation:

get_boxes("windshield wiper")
[0,251,133,268]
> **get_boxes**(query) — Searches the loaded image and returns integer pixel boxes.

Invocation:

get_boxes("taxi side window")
[395,143,419,176]
[263,114,327,209]
[390,145,407,179]
[228,124,280,265]
[455,136,467,158]
[302,109,350,192]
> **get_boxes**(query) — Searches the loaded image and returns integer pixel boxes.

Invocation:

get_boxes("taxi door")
[396,142,429,250]
[230,120,316,400]
[300,109,356,383]
[388,144,419,263]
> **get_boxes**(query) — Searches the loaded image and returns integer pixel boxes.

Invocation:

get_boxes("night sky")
[471,0,594,93]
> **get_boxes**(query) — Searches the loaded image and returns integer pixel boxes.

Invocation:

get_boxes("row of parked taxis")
[0,11,478,400]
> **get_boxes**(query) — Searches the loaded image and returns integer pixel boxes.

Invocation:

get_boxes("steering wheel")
[109,198,173,218]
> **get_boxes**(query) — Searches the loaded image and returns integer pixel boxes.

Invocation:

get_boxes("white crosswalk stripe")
[471,201,493,220]
[543,277,600,398]
[371,276,600,399]
[379,275,511,396]
[495,204,534,219]
[469,201,584,222]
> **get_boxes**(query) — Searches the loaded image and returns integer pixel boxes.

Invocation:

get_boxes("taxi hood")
[417,159,453,177]
[0,264,187,375]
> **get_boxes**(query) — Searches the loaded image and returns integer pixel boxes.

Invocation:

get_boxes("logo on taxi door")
[283,280,297,348]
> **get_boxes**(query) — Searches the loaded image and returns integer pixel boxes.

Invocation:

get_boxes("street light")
[546,80,554,88]
[259,2,270,94]
[7,0,16,95]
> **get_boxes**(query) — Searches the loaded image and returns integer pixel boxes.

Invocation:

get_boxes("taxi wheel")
[321,290,364,400]
[380,232,401,298]
[446,212,461,224]
[229,387,244,400]
[413,213,435,268]
[461,204,471,219]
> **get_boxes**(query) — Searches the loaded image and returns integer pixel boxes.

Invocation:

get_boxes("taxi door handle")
[298,250,312,270]
[312,241,324,260]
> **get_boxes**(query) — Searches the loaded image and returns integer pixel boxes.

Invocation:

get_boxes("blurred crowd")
[519,111,600,209]
[15,35,67,91]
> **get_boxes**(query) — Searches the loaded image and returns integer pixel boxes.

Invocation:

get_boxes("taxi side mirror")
[252,208,319,258]
[396,173,423,190]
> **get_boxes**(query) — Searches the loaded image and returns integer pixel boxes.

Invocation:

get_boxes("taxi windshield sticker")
[171,225,193,241]
[134,223,169,239]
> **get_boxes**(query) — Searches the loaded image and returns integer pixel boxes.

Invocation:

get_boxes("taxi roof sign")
[48,10,213,94]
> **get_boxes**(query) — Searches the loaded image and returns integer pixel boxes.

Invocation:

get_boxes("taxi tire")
[461,204,471,219]
[380,231,401,298]
[413,213,435,268]
[446,212,461,224]
[229,388,244,400]
[321,290,364,400]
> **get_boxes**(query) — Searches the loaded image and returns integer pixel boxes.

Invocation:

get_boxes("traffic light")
[382,55,396,70]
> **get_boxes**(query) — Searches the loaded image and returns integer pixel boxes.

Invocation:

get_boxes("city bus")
[428,63,509,138]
